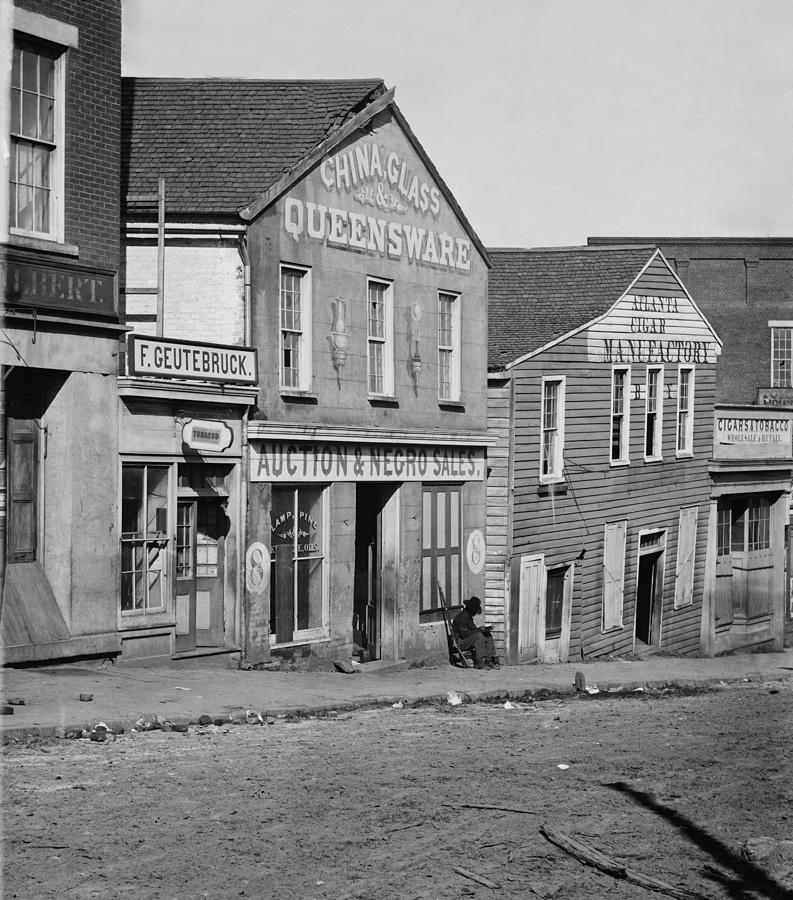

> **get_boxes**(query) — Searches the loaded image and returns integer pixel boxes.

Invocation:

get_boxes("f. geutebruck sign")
[127,335,258,385]
[251,441,485,482]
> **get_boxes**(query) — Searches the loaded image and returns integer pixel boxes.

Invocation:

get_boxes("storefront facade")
[703,405,792,654]
[242,96,490,668]
[116,336,257,661]
[487,247,722,663]
[1,0,124,663]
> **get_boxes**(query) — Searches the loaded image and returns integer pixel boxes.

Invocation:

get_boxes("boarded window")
[602,521,627,630]
[674,506,698,609]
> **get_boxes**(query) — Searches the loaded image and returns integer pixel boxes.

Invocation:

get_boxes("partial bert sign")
[127,335,258,385]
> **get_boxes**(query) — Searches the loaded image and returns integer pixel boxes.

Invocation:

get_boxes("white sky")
[121,0,793,248]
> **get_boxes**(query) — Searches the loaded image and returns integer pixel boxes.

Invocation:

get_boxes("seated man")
[452,596,499,669]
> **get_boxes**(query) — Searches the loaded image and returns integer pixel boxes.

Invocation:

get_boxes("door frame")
[633,528,667,648]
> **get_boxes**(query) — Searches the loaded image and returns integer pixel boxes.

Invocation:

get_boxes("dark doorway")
[635,551,662,645]
[354,485,389,662]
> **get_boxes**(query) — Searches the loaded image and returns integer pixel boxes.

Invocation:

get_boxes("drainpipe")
[238,233,252,666]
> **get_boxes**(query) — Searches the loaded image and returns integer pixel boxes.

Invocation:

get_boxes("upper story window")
[644,366,663,460]
[540,376,566,482]
[367,278,394,396]
[10,40,62,240]
[280,264,312,391]
[770,323,793,387]
[610,366,630,464]
[438,291,461,401]
[676,366,695,456]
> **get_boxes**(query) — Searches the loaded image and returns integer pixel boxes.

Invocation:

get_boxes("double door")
[175,498,226,652]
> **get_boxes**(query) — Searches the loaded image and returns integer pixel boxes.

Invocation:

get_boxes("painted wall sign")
[127,334,258,385]
[250,441,485,483]
[713,412,792,460]
[282,136,472,274]
[181,419,234,452]
[587,294,720,365]
[245,542,270,596]
[3,251,117,317]
[758,388,793,408]
[466,529,486,575]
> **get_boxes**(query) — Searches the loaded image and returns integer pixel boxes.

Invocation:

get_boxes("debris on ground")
[333,659,358,674]
[446,691,463,706]
[79,694,93,702]
[6,697,26,706]
[392,701,404,709]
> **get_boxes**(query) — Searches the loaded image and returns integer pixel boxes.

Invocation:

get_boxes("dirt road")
[3,682,792,899]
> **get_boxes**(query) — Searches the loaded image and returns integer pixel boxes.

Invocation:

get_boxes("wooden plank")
[1,561,70,646]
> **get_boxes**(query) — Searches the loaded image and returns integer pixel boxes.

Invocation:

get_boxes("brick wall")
[124,242,246,344]
[15,0,121,270]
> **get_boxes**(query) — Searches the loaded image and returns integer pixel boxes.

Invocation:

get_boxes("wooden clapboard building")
[486,246,722,663]
[588,237,793,653]
[121,79,490,668]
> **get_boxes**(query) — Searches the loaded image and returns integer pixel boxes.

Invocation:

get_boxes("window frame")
[420,484,462,617]
[9,36,65,243]
[269,484,329,646]
[367,277,394,397]
[438,290,461,402]
[643,365,664,461]
[120,463,171,619]
[770,322,793,389]
[279,263,312,392]
[675,365,695,457]
[539,375,566,483]
[610,366,631,466]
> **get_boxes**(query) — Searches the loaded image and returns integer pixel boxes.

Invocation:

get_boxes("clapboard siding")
[485,378,513,654]
[500,317,716,660]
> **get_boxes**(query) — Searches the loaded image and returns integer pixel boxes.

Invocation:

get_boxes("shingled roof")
[488,245,658,370]
[121,78,386,217]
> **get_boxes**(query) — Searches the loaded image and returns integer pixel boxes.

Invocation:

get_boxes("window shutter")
[7,416,38,562]
[674,507,698,609]
[602,521,627,630]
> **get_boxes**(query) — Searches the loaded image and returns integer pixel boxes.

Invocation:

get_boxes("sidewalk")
[3,648,793,741]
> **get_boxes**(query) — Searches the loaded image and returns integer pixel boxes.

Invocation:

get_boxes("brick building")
[1,0,125,662]
[589,237,793,652]
[120,80,490,666]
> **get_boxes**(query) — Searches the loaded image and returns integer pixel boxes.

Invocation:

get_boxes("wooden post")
[156,177,165,337]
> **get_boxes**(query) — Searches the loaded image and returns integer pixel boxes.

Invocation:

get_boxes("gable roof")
[121,78,386,217]
[487,245,659,370]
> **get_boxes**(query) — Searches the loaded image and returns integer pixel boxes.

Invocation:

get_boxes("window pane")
[297,487,322,558]
[546,569,565,635]
[122,467,144,536]
[450,491,459,545]
[296,557,323,630]
[11,46,21,89]
[11,88,20,133]
[39,97,54,143]
[22,91,38,138]
[21,49,37,93]
[39,53,55,98]
[34,187,49,234]
[147,467,168,535]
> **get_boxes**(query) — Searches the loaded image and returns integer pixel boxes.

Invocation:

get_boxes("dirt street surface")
[3,681,793,900]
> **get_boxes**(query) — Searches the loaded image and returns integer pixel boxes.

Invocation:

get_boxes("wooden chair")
[438,582,473,668]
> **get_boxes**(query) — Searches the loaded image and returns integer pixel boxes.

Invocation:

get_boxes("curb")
[2,670,784,744]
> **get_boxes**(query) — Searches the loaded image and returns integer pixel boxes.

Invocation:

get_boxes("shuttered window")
[421,485,461,614]
[674,506,698,609]
[7,415,38,563]
[602,521,627,630]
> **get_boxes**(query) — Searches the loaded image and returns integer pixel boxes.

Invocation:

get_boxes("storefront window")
[421,485,461,614]
[270,486,325,643]
[121,464,169,613]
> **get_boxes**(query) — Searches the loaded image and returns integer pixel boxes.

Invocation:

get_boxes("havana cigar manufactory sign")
[251,442,485,482]
[282,136,473,274]
[587,294,720,365]
[127,335,258,384]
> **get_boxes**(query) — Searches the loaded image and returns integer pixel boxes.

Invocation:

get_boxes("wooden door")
[518,554,545,662]
[175,498,225,651]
